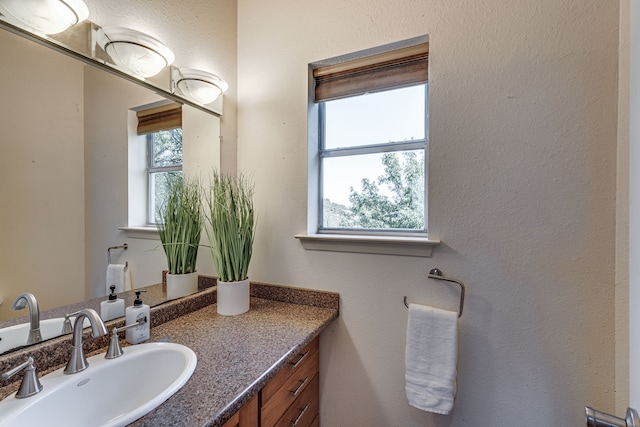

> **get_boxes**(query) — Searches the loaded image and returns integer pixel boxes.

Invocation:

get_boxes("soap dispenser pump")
[100,285,125,322]
[125,290,150,344]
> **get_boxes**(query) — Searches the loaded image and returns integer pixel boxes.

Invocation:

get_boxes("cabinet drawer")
[262,337,319,405]
[274,374,319,427]
[261,344,319,426]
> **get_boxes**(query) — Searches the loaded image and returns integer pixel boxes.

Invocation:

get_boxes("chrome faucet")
[1,357,43,398]
[12,293,42,345]
[64,309,107,374]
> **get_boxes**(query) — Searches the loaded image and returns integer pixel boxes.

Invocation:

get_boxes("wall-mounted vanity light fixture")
[173,68,228,105]
[95,26,175,79]
[0,0,89,35]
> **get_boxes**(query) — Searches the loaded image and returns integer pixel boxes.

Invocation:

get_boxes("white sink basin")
[0,317,90,354]
[0,342,197,426]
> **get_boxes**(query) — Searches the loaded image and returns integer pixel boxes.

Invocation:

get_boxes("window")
[147,128,183,224]
[312,42,428,236]
[134,103,183,225]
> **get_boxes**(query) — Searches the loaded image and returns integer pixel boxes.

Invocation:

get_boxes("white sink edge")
[0,342,197,427]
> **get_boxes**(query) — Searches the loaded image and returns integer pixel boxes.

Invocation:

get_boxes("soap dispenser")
[100,285,125,322]
[125,290,150,344]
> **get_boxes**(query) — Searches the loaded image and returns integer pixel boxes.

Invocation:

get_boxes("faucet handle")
[1,357,43,399]
[105,317,147,360]
[61,314,74,335]
[106,327,124,359]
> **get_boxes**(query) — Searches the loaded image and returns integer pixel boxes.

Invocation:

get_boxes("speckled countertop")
[0,282,339,427]
[130,297,337,427]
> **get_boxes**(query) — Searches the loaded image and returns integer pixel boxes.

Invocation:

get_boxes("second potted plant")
[157,175,203,300]
[205,171,256,315]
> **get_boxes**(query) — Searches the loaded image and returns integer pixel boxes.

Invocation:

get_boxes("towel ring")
[403,268,466,318]
[107,243,128,267]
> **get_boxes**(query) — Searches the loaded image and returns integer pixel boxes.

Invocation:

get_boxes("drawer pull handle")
[289,376,309,397]
[291,404,310,426]
[290,351,310,369]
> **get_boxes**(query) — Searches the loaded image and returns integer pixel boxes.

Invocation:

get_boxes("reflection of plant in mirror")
[205,171,256,282]
[157,176,202,275]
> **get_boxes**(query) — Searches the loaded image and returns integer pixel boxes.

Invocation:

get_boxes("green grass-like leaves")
[205,171,255,283]
[157,176,203,275]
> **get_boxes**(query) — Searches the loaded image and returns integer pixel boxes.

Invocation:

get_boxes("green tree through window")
[324,151,424,229]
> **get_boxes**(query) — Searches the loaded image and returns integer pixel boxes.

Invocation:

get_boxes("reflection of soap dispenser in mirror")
[125,290,150,344]
[100,285,125,321]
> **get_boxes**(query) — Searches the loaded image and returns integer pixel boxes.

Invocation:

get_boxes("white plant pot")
[166,272,199,300]
[217,278,250,316]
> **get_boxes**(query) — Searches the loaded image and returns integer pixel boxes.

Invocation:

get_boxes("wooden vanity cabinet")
[223,336,320,427]
[262,336,320,427]
[221,394,259,427]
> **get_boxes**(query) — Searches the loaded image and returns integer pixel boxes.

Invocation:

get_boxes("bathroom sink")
[0,342,197,426]
[0,317,90,354]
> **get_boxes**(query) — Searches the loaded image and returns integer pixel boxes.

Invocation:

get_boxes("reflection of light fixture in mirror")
[95,26,175,79]
[175,68,228,105]
[0,0,89,35]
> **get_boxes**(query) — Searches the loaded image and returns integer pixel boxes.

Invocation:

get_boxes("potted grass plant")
[205,170,255,315]
[157,175,203,300]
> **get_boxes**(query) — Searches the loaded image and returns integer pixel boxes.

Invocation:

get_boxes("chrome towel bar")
[403,268,466,318]
[107,243,128,267]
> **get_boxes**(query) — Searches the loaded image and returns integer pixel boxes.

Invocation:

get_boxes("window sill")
[119,226,160,240]
[294,234,440,257]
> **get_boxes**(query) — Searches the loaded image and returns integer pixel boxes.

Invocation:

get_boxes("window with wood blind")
[136,103,183,225]
[311,41,428,235]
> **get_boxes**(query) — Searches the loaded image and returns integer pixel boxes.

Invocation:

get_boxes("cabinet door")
[222,394,258,427]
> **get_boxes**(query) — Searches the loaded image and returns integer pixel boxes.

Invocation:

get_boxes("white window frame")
[146,129,183,226]
[317,86,429,237]
[297,36,439,256]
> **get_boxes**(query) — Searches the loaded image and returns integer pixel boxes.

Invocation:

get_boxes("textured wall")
[0,30,86,320]
[237,0,619,425]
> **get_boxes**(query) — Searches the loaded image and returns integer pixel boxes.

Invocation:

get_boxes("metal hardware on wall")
[585,406,640,427]
[403,268,466,318]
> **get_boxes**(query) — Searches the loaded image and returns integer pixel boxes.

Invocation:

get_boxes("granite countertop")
[129,296,337,426]
[0,282,339,427]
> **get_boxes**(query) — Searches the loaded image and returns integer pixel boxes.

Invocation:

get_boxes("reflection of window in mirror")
[128,102,183,229]
[147,128,183,224]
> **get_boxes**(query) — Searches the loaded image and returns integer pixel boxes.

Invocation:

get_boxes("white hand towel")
[405,303,458,415]
[106,264,130,294]
[123,264,132,292]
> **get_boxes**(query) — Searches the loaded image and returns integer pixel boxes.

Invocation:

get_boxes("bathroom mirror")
[0,12,223,116]
[0,16,221,354]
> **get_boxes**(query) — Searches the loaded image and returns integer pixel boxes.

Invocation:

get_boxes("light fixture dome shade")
[0,0,89,35]
[176,68,228,105]
[96,26,175,79]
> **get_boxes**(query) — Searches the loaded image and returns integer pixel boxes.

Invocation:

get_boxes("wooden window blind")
[313,43,428,103]
[136,103,182,135]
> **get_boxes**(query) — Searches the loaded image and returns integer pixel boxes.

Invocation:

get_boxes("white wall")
[237,1,619,425]
[0,30,86,321]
